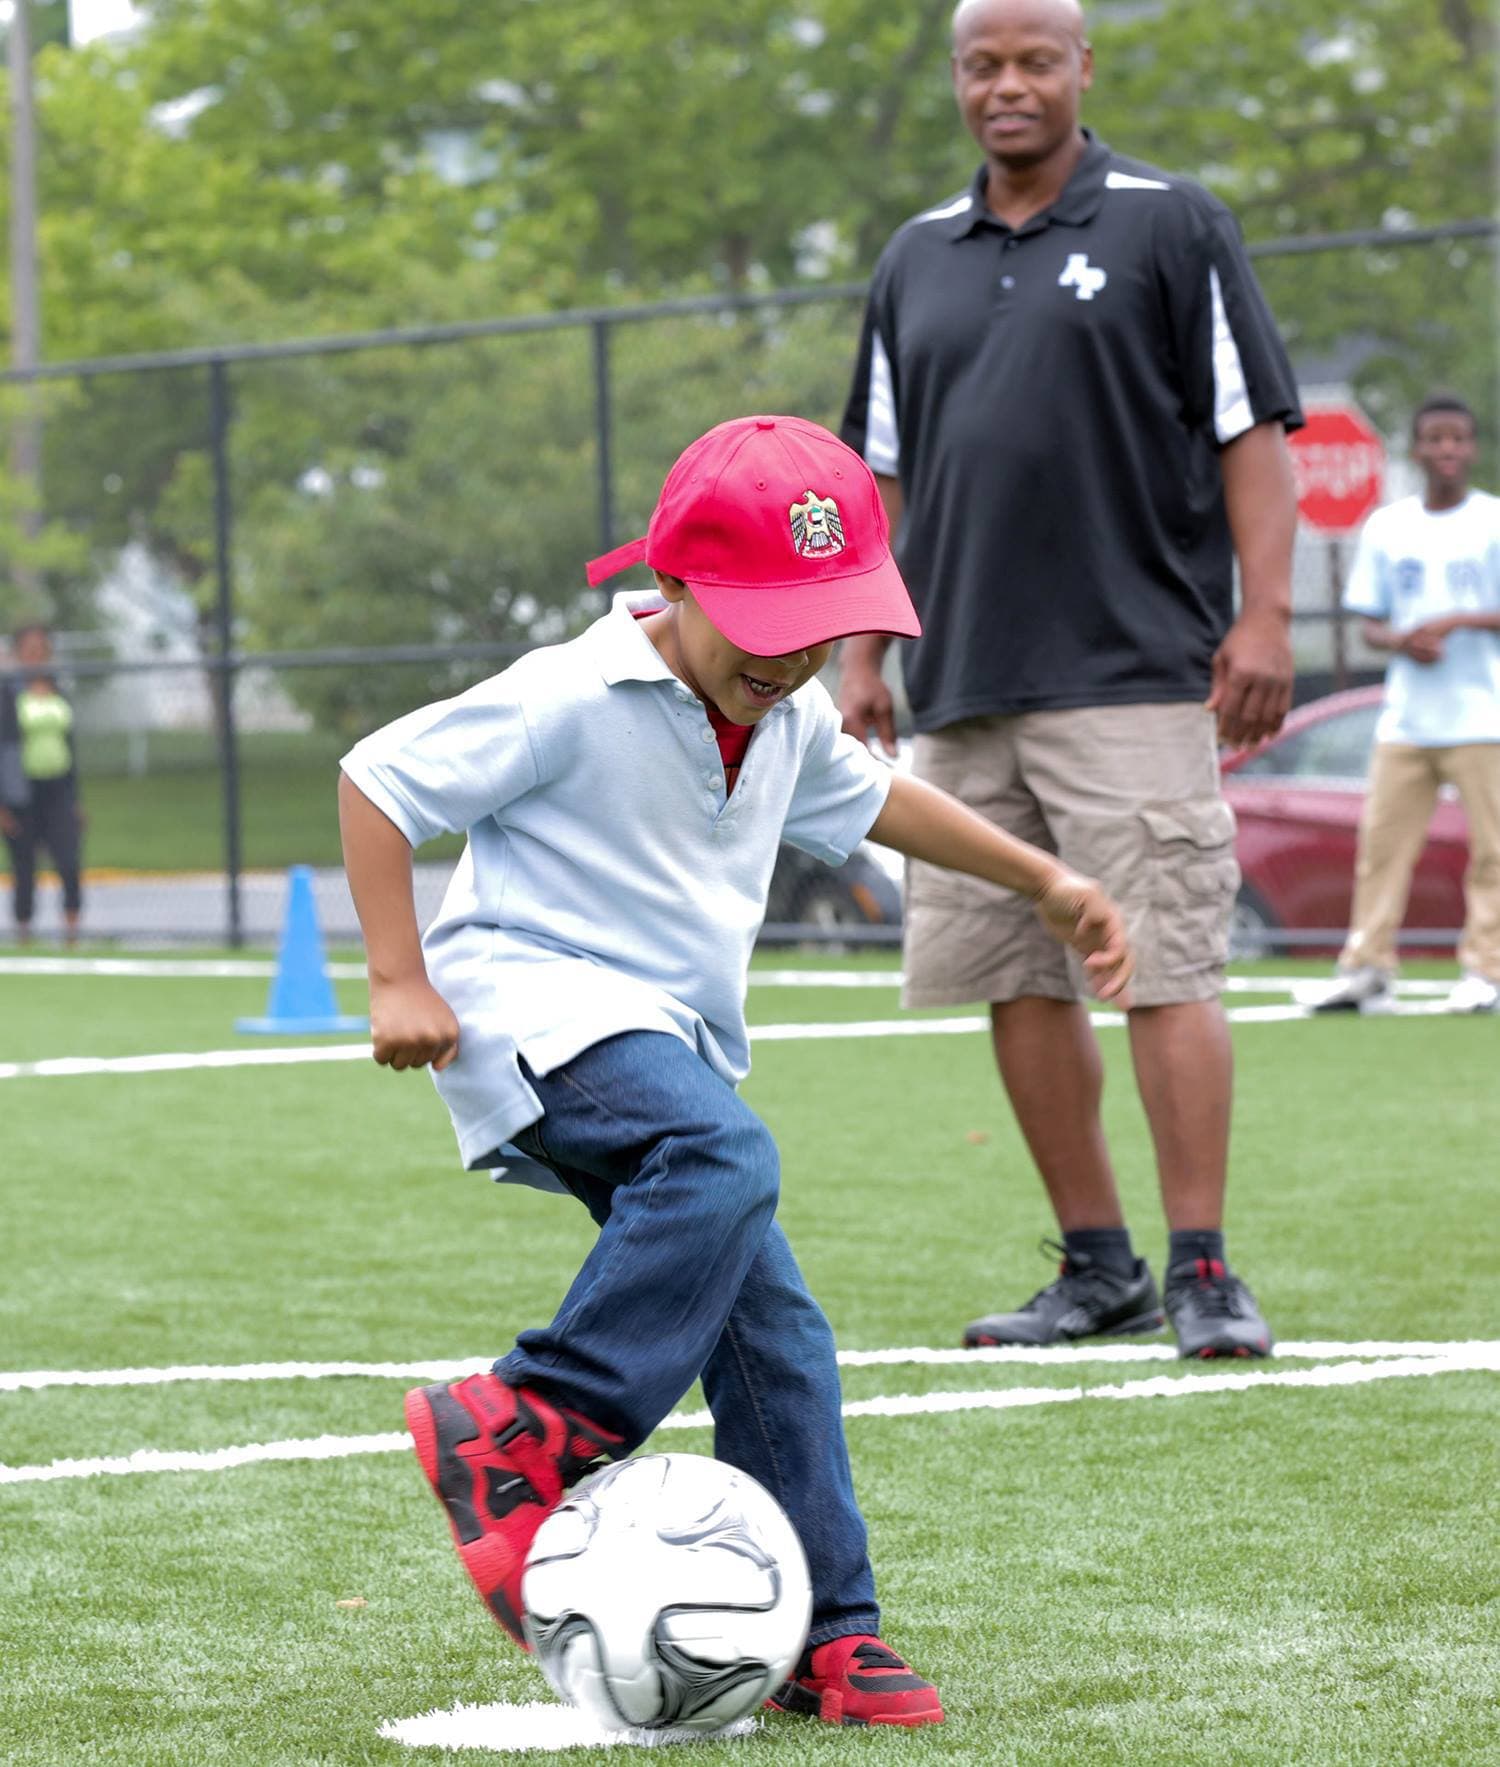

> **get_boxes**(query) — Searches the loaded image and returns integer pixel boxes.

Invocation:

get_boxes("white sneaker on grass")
[1446,972,1500,1014]
[1308,966,1394,1014]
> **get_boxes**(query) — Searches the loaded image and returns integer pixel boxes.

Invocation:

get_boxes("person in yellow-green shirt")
[1,624,83,944]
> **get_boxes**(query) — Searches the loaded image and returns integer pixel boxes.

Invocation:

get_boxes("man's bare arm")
[837,472,905,753]
[1211,422,1297,747]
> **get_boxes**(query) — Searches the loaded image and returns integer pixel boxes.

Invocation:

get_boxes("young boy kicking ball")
[339,415,1132,1728]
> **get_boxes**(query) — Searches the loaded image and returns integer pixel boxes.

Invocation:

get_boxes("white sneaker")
[1446,972,1500,1014]
[1307,966,1394,1013]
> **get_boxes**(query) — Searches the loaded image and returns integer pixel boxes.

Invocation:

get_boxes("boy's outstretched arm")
[867,772,1134,1001]
[338,772,461,1070]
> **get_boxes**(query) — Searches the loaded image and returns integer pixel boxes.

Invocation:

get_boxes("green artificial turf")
[2,961,1497,1764]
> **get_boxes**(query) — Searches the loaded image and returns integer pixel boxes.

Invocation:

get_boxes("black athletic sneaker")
[962,1241,1164,1347]
[1164,1257,1273,1359]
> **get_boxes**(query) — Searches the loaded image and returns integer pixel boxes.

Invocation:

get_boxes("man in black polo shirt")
[841,0,1301,1358]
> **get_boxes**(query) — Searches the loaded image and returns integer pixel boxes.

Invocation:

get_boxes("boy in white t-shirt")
[1316,393,1500,1013]
[339,416,1134,1726]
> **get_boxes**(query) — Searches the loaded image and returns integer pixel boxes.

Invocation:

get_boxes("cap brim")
[684,550,921,656]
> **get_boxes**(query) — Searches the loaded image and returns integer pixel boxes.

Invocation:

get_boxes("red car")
[1221,685,1469,955]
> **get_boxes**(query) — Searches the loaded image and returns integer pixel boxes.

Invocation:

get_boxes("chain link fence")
[2,221,1495,944]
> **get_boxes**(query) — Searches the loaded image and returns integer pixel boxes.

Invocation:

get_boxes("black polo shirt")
[842,133,1302,732]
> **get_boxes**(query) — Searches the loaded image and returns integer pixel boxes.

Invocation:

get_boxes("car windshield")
[1235,702,1382,782]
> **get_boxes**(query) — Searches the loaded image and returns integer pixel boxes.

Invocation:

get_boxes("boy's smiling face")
[644,574,833,724]
[1411,409,1476,501]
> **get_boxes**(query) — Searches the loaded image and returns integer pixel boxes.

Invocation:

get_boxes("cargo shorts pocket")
[1138,799,1241,974]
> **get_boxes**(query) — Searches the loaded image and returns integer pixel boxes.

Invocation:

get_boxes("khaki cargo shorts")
[903,703,1238,1010]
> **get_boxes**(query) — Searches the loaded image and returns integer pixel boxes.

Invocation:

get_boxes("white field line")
[0,1000,1432,1083]
[0,956,367,980]
[379,1701,758,1753]
[5,1340,1494,1394]
[1227,976,1453,998]
[1,1430,413,1485]
[754,1002,1466,1034]
[831,1349,1500,1421]
[0,956,1461,1000]
[0,1043,377,1080]
[4,1351,1495,1487]
[756,973,1458,999]
[835,1338,1496,1366]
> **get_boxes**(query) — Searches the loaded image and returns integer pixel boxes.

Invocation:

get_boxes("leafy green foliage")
[1091,0,1497,447]
[0,0,1493,654]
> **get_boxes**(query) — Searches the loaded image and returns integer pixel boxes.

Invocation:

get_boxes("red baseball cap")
[586,415,921,656]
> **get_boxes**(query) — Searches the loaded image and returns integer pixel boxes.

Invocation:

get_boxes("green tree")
[232,294,866,732]
[1086,0,1497,444]
[0,0,1492,655]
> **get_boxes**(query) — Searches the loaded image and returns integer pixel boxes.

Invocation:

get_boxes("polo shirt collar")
[593,590,681,687]
[948,129,1111,238]
[589,591,806,721]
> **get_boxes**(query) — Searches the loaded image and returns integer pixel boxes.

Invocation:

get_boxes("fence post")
[209,357,244,948]
[592,317,615,607]
[1327,536,1348,692]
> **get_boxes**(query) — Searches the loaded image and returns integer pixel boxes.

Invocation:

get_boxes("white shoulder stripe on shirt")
[912,193,972,224]
[1209,265,1255,442]
[864,330,900,476]
[1105,170,1170,191]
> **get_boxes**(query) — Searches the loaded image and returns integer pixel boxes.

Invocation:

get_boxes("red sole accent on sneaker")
[456,1534,534,1648]
[767,1686,944,1727]
[402,1384,535,1651]
[404,1387,440,1489]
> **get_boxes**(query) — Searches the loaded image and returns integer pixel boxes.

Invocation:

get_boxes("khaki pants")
[1340,741,1500,981]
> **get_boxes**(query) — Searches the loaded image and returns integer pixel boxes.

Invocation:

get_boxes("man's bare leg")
[962,997,1163,1348]
[987,996,1121,1227]
[1126,1000,1231,1231]
[1126,997,1271,1356]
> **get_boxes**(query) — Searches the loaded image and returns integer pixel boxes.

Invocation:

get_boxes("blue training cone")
[236,865,369,1035]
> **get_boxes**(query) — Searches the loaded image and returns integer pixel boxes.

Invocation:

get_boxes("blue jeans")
[495,1030,878,1646]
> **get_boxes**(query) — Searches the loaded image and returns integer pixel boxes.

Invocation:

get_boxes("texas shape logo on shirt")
[789,490,846,559]
[1058,253,1108,301]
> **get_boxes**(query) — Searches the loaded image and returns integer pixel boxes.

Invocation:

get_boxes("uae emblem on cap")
[789,490,845,560]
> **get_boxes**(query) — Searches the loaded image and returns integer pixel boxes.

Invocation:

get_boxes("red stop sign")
[1289,403,1385,532]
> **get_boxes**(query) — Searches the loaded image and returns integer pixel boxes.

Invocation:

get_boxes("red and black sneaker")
[768,1635,944,1728]
[403,1373,621,1646]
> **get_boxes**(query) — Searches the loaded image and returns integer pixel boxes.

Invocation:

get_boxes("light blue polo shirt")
[340,592,893,1186]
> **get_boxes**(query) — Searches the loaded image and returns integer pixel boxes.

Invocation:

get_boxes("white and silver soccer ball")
[521,1452,812,1734]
